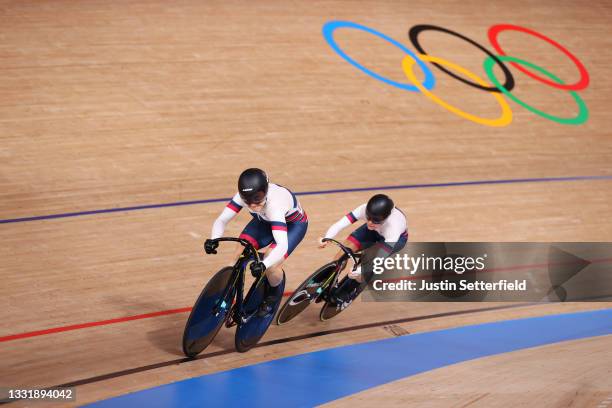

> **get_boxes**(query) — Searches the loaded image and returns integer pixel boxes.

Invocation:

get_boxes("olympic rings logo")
[322,21,590,127]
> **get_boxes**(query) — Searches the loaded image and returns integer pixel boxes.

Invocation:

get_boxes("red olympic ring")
[488,24,589,91]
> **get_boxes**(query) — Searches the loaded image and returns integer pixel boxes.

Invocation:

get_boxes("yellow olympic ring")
[401,54,513,127]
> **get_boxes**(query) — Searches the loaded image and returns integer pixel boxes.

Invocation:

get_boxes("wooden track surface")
[1,0,611,406]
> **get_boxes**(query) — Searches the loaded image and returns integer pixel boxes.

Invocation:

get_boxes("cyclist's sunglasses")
[244,193,267,206]
[366,216,385,225]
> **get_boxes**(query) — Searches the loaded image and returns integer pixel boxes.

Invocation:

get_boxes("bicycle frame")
[210,237,266,326]
[320,238,362,298]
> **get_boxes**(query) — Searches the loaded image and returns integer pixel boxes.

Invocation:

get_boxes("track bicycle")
[182,237,285,357]
[276,238,363,324]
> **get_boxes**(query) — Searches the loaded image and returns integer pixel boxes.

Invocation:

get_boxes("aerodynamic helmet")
[238,168,269,205]
[366,194,394,224]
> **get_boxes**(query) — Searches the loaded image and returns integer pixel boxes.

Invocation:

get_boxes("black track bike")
[182,237,285,357]
[276,238,363,324]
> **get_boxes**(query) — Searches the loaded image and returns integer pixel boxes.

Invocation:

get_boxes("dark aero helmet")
[366,194,394,223]
[238,168,269,204]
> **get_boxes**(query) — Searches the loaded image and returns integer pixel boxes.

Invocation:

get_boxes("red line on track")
[2,257,610,343]
[0,295,292,343]
[0,307,192,343]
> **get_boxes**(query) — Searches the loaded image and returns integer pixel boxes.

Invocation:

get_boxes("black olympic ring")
[408,24,515,93]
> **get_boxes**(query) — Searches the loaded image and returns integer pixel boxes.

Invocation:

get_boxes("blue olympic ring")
[322,20,436,92]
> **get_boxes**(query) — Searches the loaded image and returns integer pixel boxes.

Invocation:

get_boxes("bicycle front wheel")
[182,266,236,358]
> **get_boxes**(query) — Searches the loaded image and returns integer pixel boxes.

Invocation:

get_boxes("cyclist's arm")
[324,204,366,239]
[211,194,243,239]
[263,208,289,268]
[361,224,406,281]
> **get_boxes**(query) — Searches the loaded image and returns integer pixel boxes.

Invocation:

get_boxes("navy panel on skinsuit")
[239,215,308,258]
[348,224,408,253]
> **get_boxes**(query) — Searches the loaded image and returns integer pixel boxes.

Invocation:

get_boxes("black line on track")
[58,304,532,387]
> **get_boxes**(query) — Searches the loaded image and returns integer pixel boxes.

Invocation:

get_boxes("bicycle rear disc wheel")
[235,274,286,352]
[182,266,235,357]
[319,278,365,322]
[319,300,343,321]
[276,262,337,325]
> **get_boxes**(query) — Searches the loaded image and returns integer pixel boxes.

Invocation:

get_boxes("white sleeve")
[262,207,288,268]
[352,204,367,221]
[324,216,351,239]
[324,204,367,239]
[210,194,243,239]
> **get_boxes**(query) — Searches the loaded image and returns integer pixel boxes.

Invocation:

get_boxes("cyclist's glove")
[250,261,266,278]
[204,239,218,254]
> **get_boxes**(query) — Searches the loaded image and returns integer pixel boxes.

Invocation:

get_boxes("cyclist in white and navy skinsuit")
[320,194,407,304]
[207,169,308,316]
[212,183,308,264]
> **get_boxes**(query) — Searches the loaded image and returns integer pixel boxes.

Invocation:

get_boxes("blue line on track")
[2,175,611,225]
[83,309,612,408]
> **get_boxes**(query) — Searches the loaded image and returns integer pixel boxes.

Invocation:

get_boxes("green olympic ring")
[484,55,589,125]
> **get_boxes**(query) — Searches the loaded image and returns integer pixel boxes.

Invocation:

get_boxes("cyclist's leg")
[262,244,284,287]
[259,219,308,316]
[238,218,281,317]
[238,216,274,266]
[266,221,308,288]
[346,224,380,282]
[336,229,409,307]
[331,224,379,303]
[359,230,409,284]
[265,218,308,284]
[330,223,378,262]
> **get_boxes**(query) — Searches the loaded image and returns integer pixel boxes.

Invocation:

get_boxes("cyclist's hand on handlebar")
[348,264,362,280]
[204,239,219,254]
[250,261,266,278]
[318,237,328,249]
